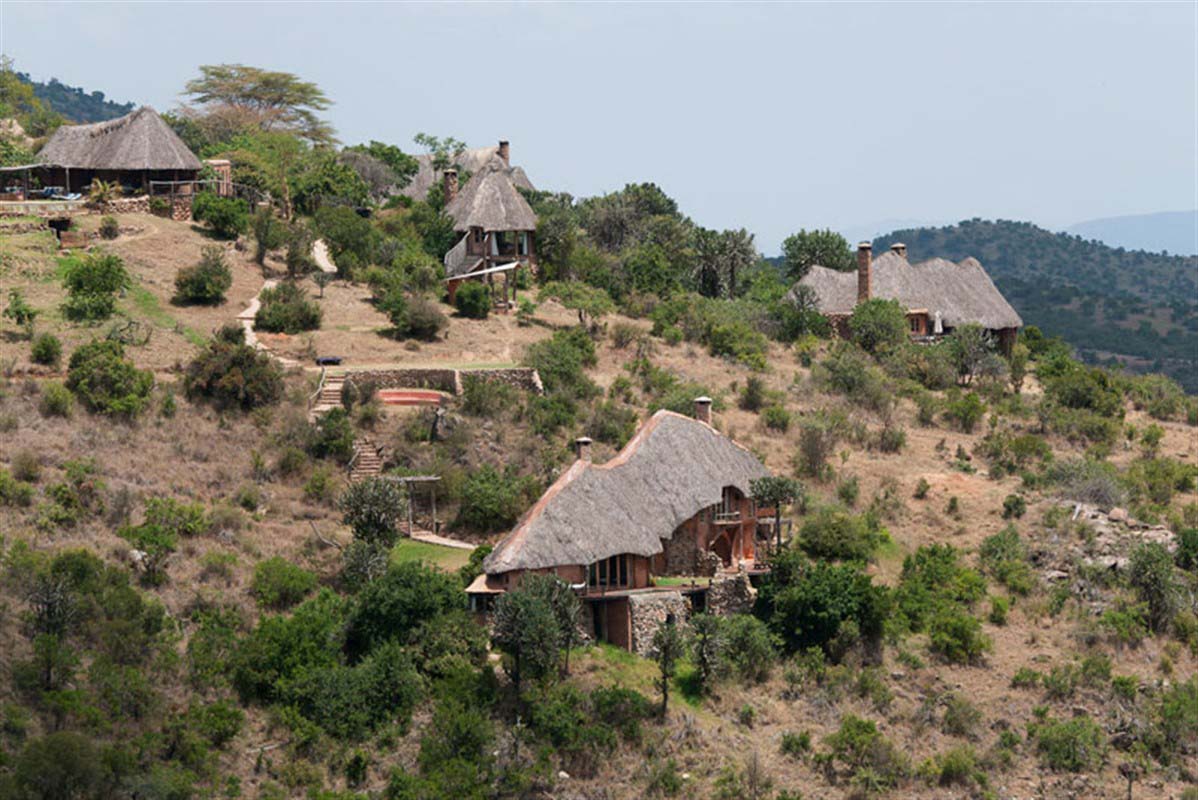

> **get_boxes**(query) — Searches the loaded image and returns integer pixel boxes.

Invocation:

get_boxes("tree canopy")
[182,63,335,145]
[781,228,855,280]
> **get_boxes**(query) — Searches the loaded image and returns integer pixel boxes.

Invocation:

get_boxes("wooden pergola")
[382,475,442,536]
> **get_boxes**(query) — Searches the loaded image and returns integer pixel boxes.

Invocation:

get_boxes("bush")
[795,416,839,479]
[61,251,130,322]
[1002,493,1027,519]
[1033,716,1106,772]
[38,381,74,417]
[722,614,777,683]
[231,590,346,703]
[875,425,906,453]
[456,465,538,533]
[340,476,407,548]
[461,374,516,417]
[344,562,463,658]
[404,294,448,340]
[524,327,599,399]
[0,469,35,507]
[251,206,287,265]
[1176,527,1198,572]
[895,544,987,631]
[1128,542,1178,632]
[65,339,154,416]
[944,392,985,433]
[798,506,882,562]
[929,610,991,665]
[762,404,791,432]
[849,298,908,354]
[739,376,767,411]
[10,732,104,800]
[183,325,283,411]
[255,281,321,333]
[174,245,233,305]
[192,192,249,239]
[454,281,491,319]
[308,406,355,462]
[30,332,62,367]
[252,557,318,610]
[99,215,120,240]
[978,526,1034,595]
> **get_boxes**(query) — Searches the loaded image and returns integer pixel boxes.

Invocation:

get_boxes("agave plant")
[87,179,122,208]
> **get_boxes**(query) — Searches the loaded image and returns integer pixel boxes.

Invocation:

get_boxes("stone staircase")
[349,437,384,482]
[310,372,345,417]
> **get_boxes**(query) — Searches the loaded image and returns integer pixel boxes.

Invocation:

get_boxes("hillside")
[1066,210,1198,257]
[872,219,1198,391]
[17,72,135,123]
[1,211,1196,800]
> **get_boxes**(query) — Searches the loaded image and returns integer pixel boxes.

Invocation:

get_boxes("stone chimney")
[694,396,713,426]
[574,436,593,462]
[498,140,510,165]
[890,242,907,258]
[443,169,459,204]
[856,242,872,304]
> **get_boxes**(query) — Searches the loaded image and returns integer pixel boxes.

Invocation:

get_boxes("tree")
[182,64,335,144]
[1128,542,1178,633]
[339,476,407,548]
[946,323,995,386]
[173,245,233,305]
[849,298,908,354]
[65,340,154,417]
[751,475,804,552]
[344,562,462,658]
[781,229,854,280]
[251,206,286,265]
[689,614,726,694]
[492,582,562,693]
[519,574,583,676]
[650,619,686,717]
[692,227,757,298]
[540,280,616,328]
[347,140,419,190]
[413,132,466,172]
[183,325,284,410]
[60,252,130,322]
[11,732,103,800]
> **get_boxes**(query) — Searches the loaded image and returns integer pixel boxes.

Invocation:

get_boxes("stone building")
[466,398,776,653]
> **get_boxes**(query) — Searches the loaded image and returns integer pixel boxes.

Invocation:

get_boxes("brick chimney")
[443,169,459,204]
[694,396,713,425]
[856,242,872,304]
[574,436,593,462]
[890,242,907,258]
[498,140,510,165]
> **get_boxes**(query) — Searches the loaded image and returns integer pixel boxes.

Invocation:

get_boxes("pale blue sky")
[2,1,1194,252]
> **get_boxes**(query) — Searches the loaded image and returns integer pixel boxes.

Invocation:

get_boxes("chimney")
[574,436,593,462]
[497,140,510,165]
[693,396,713,426]
[443,169,459,204]
[856,242,872,304]
[890,242,907,258]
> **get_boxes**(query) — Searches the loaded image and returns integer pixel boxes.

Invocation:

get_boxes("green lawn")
[390,537,475,574]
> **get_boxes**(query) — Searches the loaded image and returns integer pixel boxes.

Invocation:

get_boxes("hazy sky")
[2,2,1194,252]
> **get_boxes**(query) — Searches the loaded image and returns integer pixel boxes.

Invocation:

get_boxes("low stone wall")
[345,367,543,396]
[105,196,193,221]
[628,591,689,658]
[706,571,756,617]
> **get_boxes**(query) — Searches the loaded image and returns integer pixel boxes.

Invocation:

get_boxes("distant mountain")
[18,72,135,123]
[839,218,950,247]
[873,219,1198,392]
[1064,210,1197,257]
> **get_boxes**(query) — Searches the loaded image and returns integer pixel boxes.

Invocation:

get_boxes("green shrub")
[587,399,638,447]
[252,557,318,610]
[780,730,811,758]
[174,245,233,305]
[303,466,337,504]
[183,325,284,411]
[979,526,1034,595]
[875,425,906,453]
[344,562,463,658]
[524,327,599,399]
[1177,527,1198,571]
[461,374,516,417]
[944,392,985,433]
[1128,542,1178,632]
[824,714,908,788]
[933,744,979,787]
[722,614,777,683]
[30,332,62,367]
[1033,715,1106,772]
[1011,667,1042,688]
[454,281,491,319]
[98,215,120,240]
[308,406,354,462]
[989,595,1010,625]
[795,416,839,479]
[192,192,249,239]
[848,299,907,354]
[1002,493,1027,519]
[231,590,346,703]
[456,465,539,533]
[929,610,991,665]
[762,404,791,432]
[255,281,321,333]
[913,477,930,499]
[4,287,39,334]
[339,476,407,548]
[65,339,153,416]
[144,496,208,537]
[0,468,35,507]
[61,252,129,322]
[894,543,987,631]
[798,505,882,562]
[251,206,287,265]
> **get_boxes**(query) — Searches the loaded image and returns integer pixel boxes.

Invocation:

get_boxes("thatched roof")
[443,165,538,233]
[37,107,202,171]
[399,144,534,201]
[483,410,770,574]
[443,236,483,278]
[794,250,1022,330]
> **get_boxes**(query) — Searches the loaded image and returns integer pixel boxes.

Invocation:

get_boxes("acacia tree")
[540,281,615,328]
[183,64,335,144]
[781,229,855,280]
[750,475,804,552]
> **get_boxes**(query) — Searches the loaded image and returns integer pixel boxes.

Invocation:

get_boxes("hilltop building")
[399,140,534,203]
[795,242,1022,352]
[467,399,775,654]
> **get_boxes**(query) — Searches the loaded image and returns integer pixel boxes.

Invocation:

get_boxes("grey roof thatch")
[399,144,534,201]
[443,165,538,233]
[37,107,202,172]
[483,410,770,574]
[794,250,1023,330]
[443,236,483,278]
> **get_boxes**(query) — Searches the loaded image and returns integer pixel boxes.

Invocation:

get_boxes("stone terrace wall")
[706,571,756,617]
[628,591,689,658]
[345,367,543,396]
[106,196,193,222]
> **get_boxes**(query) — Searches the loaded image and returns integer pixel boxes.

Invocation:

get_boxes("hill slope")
[1065,210,1198,256]
[873,219,1198,391]
[18,72,135,123]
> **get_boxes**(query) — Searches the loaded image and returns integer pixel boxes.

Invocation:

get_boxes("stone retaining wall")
[105,196,193,221]
[628,592,689,658]
[706,571,756,617]
[344,367,543,396]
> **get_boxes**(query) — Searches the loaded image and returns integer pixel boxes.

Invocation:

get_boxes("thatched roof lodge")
[795,242,1022,350]
[439,146,538,310]
[399,139,534,202]
[469,400,773,652]
[33,106,202,193]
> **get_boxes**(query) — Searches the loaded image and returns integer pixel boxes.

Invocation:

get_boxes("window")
[588,555,629,588]
[719,487,739,517]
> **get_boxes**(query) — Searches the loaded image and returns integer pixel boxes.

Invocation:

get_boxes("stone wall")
[705,570,756,617]
[628,591,689,658]
[345,367,543,396]
[105,196,193,221]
